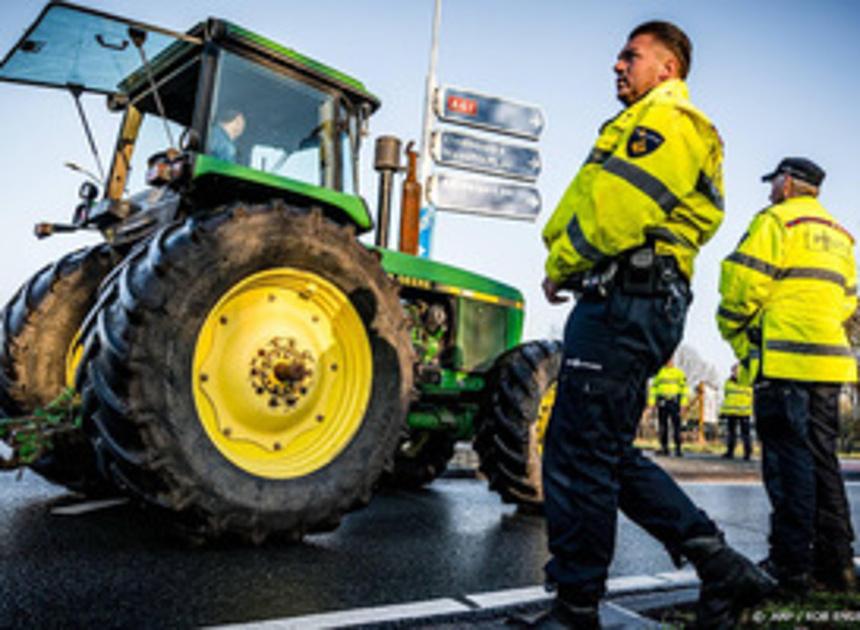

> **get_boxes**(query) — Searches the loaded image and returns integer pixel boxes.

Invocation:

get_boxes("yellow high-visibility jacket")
[648,365,689,405]
[542,79,724,284]
[717,196,857,384]
[719,378,752,417]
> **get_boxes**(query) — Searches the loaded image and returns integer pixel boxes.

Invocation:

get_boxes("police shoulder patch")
[626,126,664,158]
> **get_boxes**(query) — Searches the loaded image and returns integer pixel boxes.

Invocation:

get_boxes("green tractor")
[0,1,560,541]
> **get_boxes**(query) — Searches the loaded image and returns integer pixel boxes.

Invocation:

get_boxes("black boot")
[523,599,599,629]
[517,585,599,629]
[682,536,777,629]
[812,564,857,593]
[758,557,811,599]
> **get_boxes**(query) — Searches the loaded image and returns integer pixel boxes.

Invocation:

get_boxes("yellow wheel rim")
[534,381,557,457]
[65,329,84,389]
[523,380,557,502]
[192,268,373,479]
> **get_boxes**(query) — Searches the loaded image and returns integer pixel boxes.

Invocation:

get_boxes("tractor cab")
[0,1,379,242]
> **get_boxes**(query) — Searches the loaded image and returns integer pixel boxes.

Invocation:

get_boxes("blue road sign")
[432,130,541,182]
[428,173,541,221]
[435,86,544,140]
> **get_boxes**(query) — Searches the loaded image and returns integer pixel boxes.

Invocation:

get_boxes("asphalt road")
[1,466,859,629]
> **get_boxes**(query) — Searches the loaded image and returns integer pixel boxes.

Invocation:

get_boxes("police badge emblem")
[627,126,664,157]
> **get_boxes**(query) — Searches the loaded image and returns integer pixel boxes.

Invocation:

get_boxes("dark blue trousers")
[658,398,683,455]
[754,379,855,575]
[543,283,718,600]
[723,414,752,459]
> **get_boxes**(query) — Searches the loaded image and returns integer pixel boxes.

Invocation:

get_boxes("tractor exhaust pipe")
[373,136,402,249]
[399,142,421,255]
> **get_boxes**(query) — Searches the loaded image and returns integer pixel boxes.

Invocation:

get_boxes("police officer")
[537,20,774,628]
[717,157,857,594]
[720,364,753,460]
[649,359,689,456]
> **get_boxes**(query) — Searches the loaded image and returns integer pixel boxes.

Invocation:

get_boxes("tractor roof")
[0,1,379,110]
[214,21,380,111]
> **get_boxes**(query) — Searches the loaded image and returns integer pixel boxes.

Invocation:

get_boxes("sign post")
[417,0,442,258]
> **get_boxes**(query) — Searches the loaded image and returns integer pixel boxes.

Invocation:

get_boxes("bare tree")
[674,344,720,389]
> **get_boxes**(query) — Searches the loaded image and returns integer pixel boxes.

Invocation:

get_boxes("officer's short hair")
[792,179,820,198]
[629,21,692,79]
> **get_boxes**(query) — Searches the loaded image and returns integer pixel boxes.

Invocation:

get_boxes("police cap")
[761,157,825,186]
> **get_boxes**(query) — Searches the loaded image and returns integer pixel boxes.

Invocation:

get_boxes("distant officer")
[717,157,857,594]
[537,20,774,628]
[648,359,688,456]
[720,364,753,460]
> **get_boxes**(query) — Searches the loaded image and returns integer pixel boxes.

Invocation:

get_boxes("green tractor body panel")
[192,154,373,231]
[378,248,525,373]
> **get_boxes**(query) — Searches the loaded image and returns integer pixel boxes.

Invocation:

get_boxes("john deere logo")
[627,126,664,158]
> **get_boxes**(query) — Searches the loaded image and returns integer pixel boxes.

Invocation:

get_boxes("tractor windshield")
[0,2,199,95]
[207,51,352,193]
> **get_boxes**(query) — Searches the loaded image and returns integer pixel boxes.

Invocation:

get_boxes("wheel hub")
[250,337,316,408]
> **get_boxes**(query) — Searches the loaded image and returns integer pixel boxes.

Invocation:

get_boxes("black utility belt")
[581,247,685,297]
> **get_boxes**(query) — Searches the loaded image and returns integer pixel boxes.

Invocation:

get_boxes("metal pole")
[417,0,441,258]
[419,0,441,202]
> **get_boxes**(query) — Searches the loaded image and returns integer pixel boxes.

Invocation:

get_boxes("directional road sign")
[428,173,541,221]
[435,86,544,140]
[432,130,541,182]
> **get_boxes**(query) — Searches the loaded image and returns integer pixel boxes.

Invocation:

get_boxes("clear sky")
[0,0,858,381]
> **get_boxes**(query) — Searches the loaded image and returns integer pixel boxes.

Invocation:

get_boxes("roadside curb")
[208,568,698,629]
[214,560,860,629]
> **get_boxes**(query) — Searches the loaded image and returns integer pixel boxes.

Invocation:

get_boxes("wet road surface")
[1,467,859,628]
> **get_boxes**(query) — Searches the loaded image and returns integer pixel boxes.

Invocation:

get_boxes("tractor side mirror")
[79,181,99,202]
[179,128,201,152]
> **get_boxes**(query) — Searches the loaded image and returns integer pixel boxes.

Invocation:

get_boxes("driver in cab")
[209,109,246,163]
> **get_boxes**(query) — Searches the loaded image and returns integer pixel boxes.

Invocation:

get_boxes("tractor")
[0,1,560,541]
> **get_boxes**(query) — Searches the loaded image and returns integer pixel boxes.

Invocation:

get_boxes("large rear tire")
[80,202,414,541]
[0,246,115,491]
[473,340,561,509]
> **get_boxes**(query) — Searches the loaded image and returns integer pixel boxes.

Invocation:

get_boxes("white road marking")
[654,569,699,587]
[606,575,667,594]
[211,598,471,629]
[465,585,550,608]
[50,498,128,515]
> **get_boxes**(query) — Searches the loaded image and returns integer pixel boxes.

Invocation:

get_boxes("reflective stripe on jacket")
[542,79,724,284]
[647,365,689,405]
[719,378,752,417]
[717,196,858,384]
